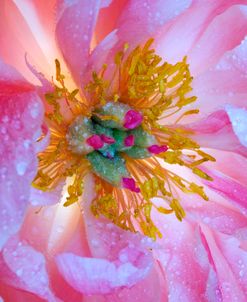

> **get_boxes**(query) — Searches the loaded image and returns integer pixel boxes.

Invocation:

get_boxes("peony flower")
[0,0,247,301]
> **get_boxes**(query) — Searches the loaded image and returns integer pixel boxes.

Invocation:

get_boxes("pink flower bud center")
[123,110,143,129]
[124,134,135,147]
[86,134,104,149]
[100,134,115,144]
[122,177,140,193]
[147,144,168,154]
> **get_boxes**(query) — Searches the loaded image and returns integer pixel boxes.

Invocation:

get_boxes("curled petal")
[1,235,58,301]
[183,109,247,157]
[56,0,104,86]
[199,224,247,301]
[56,247,152,295]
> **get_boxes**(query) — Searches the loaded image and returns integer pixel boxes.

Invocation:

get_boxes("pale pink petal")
[56,223,153,295]
[55,0,104,86]
[17,205,91,301]
[0,0,52,83]
[200,224,246,301]
[226,105,247,147]
[155,0,245,64]
[29,182,64,207]
[205,150,247,187]
[216,231,247,294]
[153,215,210,302]
[203,169,247,209]
[192,32,247,114]
[87,0,192,81]
[0,58,34,94]
[1,235,59,301]
[83,263,167,302]
[116,0,192,46]
[216,32,247,76]
[0,61,44,249]
[13,0,59,64]
[184,189,247,236]
[192,70,247,115]
[189,5,247,75]
[182,109,247,157]
[55,175,161,296]
[95,0,128,43]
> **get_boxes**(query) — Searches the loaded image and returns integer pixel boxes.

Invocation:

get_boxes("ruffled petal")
[95,0,128,43]
[0,59,34,94]
[56,248,152,295]
[55,0,104,86]
[182,109,247,157]
[55,175,162,297]
[0,61,44,250]
[155,0,246,64]
[116,0,191,46]
[0,0,53,83]
[203,169,247,210]
[0,235,59,301]
[153,215,210,302]
[200,224,246,301]
[189,4,247,75]
[226,105,247,147]
[192,69,247,114]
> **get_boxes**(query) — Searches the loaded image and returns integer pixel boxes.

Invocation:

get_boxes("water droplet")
[16,161,28,176]
[16,268,23,276]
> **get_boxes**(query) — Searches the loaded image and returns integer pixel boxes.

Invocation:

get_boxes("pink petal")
[205,150,247,187]
[0,58,34,94]
[226,105,247,147]
[0,282,45,302]
[83,263,167,302]
[203,168,247,209]
[0,61,44,249]
[189,5,247,75]
[116,0,191,46]
[56,0,103,86]
[88,0,191,82]
[55,174,156,295]
[183,188,247,235]
[200,224,246,301]
[156,1,246,65]
[154,215,210,301]
[1,235,58,301]
[29,182,64,207]
[192,69,247,115]
[0,0,52,83]
[56,236,153,295]
[95,0,128,43]
[182,109,247,157]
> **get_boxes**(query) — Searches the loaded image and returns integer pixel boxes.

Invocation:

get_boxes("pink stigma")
[86,134,104,149]
[100,134,115,144]
[122,177,140,193]
[123,110,143,129]
[147,144,168,154]
[124,134,135,147]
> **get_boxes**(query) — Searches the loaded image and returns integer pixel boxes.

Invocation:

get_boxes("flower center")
[66,102,167,191]
[33,39,215,239]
